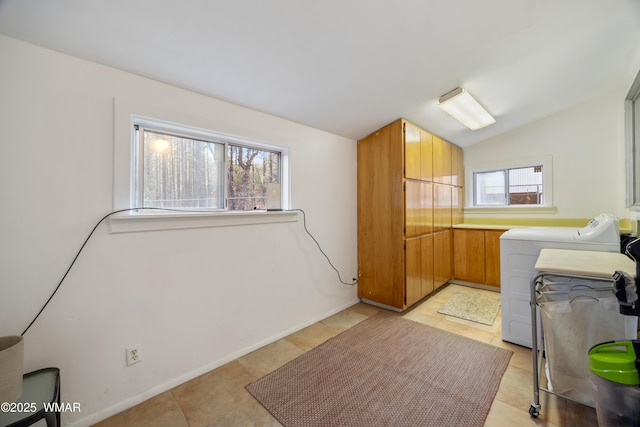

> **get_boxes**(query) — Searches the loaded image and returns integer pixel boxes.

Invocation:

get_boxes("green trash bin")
[589,340,640,427]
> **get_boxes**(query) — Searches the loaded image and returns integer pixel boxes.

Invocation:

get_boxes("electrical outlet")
[126,344,142,366]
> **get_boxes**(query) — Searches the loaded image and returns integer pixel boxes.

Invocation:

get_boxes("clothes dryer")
[500,214,620,348]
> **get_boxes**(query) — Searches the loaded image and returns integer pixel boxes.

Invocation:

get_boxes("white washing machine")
[500,213,620,348]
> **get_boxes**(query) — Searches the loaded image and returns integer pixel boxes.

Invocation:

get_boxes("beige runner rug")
[246,311,512,427]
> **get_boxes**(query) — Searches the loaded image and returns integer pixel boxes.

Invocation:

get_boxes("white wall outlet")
[126,344,142,366]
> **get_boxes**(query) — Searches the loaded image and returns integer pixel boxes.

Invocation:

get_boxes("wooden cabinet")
[357,119,463,310]
[405,234,434,306]
[433,230,452,290]
[433,136,452,184]
[453,229,504,288]
[433,183,452,232]
[420,128,433,181]
[452,187,464,226]
[451,144,464,188]
[453,229,485,284]
[357,120,405,308]
[405,180,433,237]
[484,230,503,286]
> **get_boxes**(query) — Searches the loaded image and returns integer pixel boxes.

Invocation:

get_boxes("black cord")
[21,207,356,336]
[287,209,358,286]
[21,208,143,336]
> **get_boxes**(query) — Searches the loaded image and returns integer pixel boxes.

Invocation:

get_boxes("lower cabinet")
[452,229,485,284]
[484,230,503,287]
[405,235,434,307]
[453,228,504,288]
[433,230,452,290]
[406,230,451,307]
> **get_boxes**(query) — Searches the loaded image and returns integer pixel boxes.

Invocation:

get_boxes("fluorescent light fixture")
[437,87,495,130]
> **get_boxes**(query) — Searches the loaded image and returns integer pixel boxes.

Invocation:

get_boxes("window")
[227,145,280,210]
[111,99,294,233]
[134,120,283,211]
[474,165,543,206]
[626,70,640,209]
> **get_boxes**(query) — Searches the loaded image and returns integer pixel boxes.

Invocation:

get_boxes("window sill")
[464,206,558,215]
[108,209,298,233]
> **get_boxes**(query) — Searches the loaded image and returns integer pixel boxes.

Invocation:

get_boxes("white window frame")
[465,156,556,214]
[111,98,295,233]
[133,120,227,211]
[626,70,640,210]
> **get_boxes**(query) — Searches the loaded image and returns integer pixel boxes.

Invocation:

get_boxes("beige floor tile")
[432,317,496,343]
[565,399,598,426]
[319,308,370,331]
[431,283,464,299]
[485,399,560,427]
[491,339,533,373]
[495,365,535,408]
[171,360,284,427]
[536,391,571,426]
[408,297,449,316]
[238,338,305,378]
[284,321,342,351]
[92,391,188,427]
[401,309,441,326]
[496,364,567,426]
[343,301,381,317]
[171,361,254,426]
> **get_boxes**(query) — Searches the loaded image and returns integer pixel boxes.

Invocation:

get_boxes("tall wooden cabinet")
[357,119,464,310]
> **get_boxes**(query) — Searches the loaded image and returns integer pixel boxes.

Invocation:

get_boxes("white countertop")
[535,248,636,278]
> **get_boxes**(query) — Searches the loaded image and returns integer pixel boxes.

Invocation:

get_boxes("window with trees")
[134,123,282,211]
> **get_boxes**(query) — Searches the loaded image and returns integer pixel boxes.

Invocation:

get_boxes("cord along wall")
[21,208,357,337]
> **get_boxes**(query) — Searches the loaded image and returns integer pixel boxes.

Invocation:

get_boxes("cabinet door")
[405,237,422,307]
[433,136,452,184]
[406,235,435,306]
[451,144,464,187]
[453,229,485,284]
[484,230,504,287]
[421,234,435,296]
[452,186,464,226]
[433,230,452,289]
[404,121,421,180]
[405,180,420,237]
[419,181,433,235]
[407,180,433,237]
[433,183,452,232]
[420,129,433,182]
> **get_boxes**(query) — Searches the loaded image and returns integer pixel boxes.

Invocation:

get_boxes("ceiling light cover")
[437,88,495,130]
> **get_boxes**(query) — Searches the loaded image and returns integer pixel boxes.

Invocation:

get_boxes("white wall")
[464,87,629,219]
[0,35,358,426]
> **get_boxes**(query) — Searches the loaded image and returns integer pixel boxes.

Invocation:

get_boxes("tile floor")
[93,284,599,427]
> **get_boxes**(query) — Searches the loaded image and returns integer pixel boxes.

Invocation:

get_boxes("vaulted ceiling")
[1,0,639,146]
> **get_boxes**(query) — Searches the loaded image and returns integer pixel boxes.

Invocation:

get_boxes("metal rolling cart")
[528,248,637,418]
